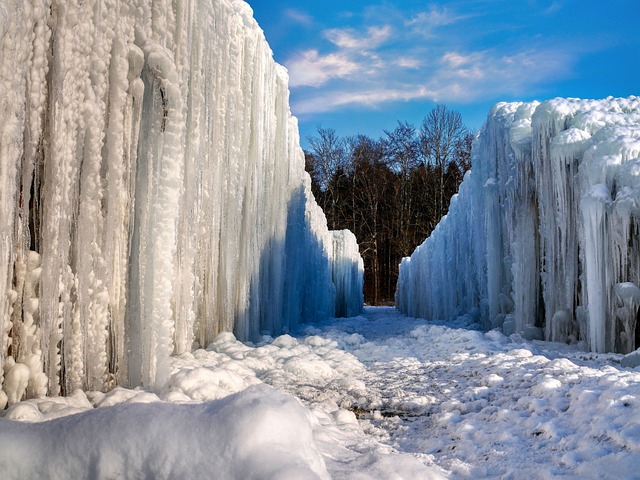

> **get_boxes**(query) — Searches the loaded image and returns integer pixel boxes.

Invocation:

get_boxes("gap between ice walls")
[0,0,364,407]
[397,97,640,356]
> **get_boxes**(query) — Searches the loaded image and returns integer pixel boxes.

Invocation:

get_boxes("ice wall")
[0,0,363,404]
[396,97,640,354]
[332,230,365,318]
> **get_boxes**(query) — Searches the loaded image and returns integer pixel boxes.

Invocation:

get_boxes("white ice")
[0,0,363,401]
[397,97,640,355]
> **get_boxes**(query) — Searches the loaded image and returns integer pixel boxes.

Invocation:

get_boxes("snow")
[0,385,330,480]
[0,0,363,400]
[2,307,640,479]
[397,97,640,355]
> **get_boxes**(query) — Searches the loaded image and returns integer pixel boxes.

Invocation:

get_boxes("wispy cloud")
[283,2,582,114]
[406,5,471,29]
[543,2,563,14]
[428,48,574,101]
[284,8,313,27]
[287,25,393,88]
[395,57,423,69]
[324,25,392,50]
[528,0,564,15]
[294,87,437,114]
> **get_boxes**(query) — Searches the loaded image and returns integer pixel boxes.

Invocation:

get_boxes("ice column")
[332,230,365,318]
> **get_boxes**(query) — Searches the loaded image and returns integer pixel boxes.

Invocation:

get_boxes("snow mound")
[0,385,330,480]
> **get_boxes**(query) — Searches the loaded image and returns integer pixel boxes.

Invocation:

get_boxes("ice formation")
[397,97,640,354]
[0,0,363,403]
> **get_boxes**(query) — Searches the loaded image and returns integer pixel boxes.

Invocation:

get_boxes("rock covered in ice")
[550,127,592,162]
[397,96,640,354]
[0,0,363,399]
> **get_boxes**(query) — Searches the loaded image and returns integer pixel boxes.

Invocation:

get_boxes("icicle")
[581,184,612,352]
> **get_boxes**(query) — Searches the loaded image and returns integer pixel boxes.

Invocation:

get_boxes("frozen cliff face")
[396,97,640,354]
[0,0,363,402]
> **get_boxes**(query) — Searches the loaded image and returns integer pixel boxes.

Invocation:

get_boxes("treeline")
[305,105,474,305]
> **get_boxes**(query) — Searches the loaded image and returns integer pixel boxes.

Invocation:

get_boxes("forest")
[305,105,474,304]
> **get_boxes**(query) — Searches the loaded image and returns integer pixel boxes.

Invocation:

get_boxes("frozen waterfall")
[0,0,363,405]
[397,97,640,355]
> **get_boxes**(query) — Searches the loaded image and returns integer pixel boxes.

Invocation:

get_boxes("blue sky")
[249,1,640,148]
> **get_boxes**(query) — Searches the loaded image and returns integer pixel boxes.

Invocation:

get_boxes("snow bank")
[397,97,640,354]
[0,0,362,401]
[0,384,330,480]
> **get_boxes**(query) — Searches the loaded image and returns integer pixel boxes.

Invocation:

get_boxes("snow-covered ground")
[2,306,639,479]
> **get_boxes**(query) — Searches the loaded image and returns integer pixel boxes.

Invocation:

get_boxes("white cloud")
[405,5,472,34]
[287,50,359,88]
[291,45,575,112]
[294,87,437,114]
[439,52,486,81]
[528,0,564,15]
[324,25,392,50]
[441,52,472,68]
[284,9,313,26]
[395,57,422,69]
[283,3,581,114]
[286,25,393,88]
[428,48,573,101]
[544,1,563,14]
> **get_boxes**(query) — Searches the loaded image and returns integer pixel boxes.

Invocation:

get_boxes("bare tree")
[382,121,420,177]
[382,122,420,257]
[455,131,475,177]
[419,105,467,217]
[307,126,346,228]
[307,126,345,192]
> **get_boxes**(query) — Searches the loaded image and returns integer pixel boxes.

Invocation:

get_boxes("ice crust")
[397,97,640,354]
[0,0,363,402]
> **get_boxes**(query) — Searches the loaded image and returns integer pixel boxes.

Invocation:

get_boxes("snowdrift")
[0,0,363,405]
[397,97,640,354]
[0,384,330,480]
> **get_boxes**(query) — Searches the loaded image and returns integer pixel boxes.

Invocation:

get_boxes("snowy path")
[2,306,639,479]
[297,307,640,479]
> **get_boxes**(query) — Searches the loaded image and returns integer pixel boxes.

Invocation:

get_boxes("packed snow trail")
[299,307,640,479]
[2,306,640,479]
